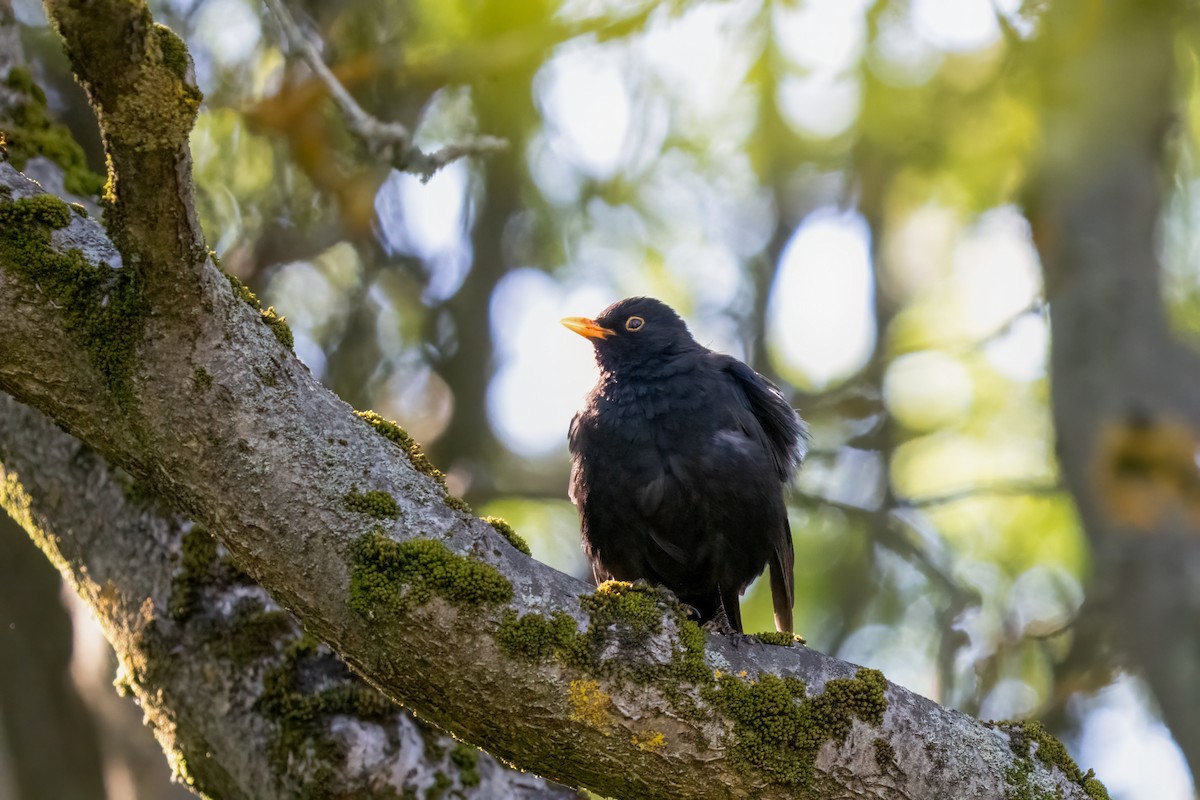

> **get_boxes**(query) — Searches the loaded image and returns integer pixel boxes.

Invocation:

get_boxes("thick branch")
[0,393,571,799]
[44,0,208,301]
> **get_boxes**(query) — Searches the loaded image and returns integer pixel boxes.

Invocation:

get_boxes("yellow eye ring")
[625,316,645,331]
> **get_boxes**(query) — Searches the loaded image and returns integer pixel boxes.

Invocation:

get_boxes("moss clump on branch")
[1,67,105,197]
[343,488,400,519]
[992,720,1110,800]
[874,737,895,769]
[483,516,530,556]
[355,410,442,479]
[353,410,475,514]
[97,21,201,153]
[751,631,803,647]
[581,579,667,636]
[0,194,146,408]
[449,744,481,788]
[257,636,399,799]
[154,24,190,81]
[702,667,888,787]
[226,273,294,349]
[348,531,512,619]
[495,580,710,689]
[496,608,578,660]
[169,524,219,621]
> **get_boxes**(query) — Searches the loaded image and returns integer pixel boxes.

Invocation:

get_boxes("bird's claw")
[702,606,738,637]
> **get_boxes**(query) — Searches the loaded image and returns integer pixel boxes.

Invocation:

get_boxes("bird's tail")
[769,552,793,633]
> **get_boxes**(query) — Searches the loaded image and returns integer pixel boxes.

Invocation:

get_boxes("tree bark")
[0,1,1115,798]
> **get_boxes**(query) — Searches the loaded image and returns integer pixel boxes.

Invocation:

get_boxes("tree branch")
[262,0,507,182]
[0,392,575,799]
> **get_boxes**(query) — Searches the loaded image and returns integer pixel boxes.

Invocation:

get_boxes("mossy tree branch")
[0,1,1110,798]
[0,392,575,799]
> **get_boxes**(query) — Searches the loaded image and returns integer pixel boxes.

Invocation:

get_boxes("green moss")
[492,580,709,693]
[449,744,480,788]
[262,305,293,347]
[484,515,530,556]
[352,410,478,513]
[100,49,202,153]
[703,667,887,787]
[192,366,212,391]
[154,24,190,81]
[258,636,399,798]
[223,603,294,666]
[425,771,452,800]
[351,410,478,514]
[874,737,895,769]
[226,273,294,350]
[69,202,88,218]
[581,580,666,636]
[344,488,400,519]
[170,525,218,621]
[993,721,1110,800]
[1,68,105,197]
[443,494,472,514]
[0,194,147,408]
[4,67,42,100]
[675,617,710,685]
[752,631,802,647]
[496,608,578,660]
[348,532,512,619]
[354,410,446,484]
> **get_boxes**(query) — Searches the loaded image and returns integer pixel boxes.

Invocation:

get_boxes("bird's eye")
[625,316,645,331]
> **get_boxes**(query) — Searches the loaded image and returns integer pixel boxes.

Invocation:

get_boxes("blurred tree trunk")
[427,73,535,496]
[1025,0,1200,780]
[0,513,106,800]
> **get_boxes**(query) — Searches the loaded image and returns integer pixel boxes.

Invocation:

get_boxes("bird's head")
[561,297,697,371]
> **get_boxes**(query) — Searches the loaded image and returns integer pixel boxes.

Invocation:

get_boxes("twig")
[898,480,1062,509]
[263,0,508,182]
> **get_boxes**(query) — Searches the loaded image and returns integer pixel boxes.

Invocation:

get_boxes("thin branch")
[263,0,507,182]
[897,480,1062,510]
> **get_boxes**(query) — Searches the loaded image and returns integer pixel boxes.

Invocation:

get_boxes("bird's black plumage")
[563,297,807,633]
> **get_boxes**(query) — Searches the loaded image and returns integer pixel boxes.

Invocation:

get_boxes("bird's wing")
[717,356,803,632]
[717,356,809,481]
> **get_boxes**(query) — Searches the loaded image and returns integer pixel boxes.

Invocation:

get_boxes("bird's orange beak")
[560,316,613,340]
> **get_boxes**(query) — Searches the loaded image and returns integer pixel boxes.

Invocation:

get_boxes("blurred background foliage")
[4,0,1200,797]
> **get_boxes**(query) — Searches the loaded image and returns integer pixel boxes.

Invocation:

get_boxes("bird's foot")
[702,606,738,637]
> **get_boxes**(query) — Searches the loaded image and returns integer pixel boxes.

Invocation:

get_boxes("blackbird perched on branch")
[562,297,807,633]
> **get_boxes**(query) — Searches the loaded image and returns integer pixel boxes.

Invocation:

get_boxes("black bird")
[562,297,807,633]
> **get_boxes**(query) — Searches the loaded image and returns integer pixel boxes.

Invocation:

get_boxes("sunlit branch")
[263,0,508,182]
